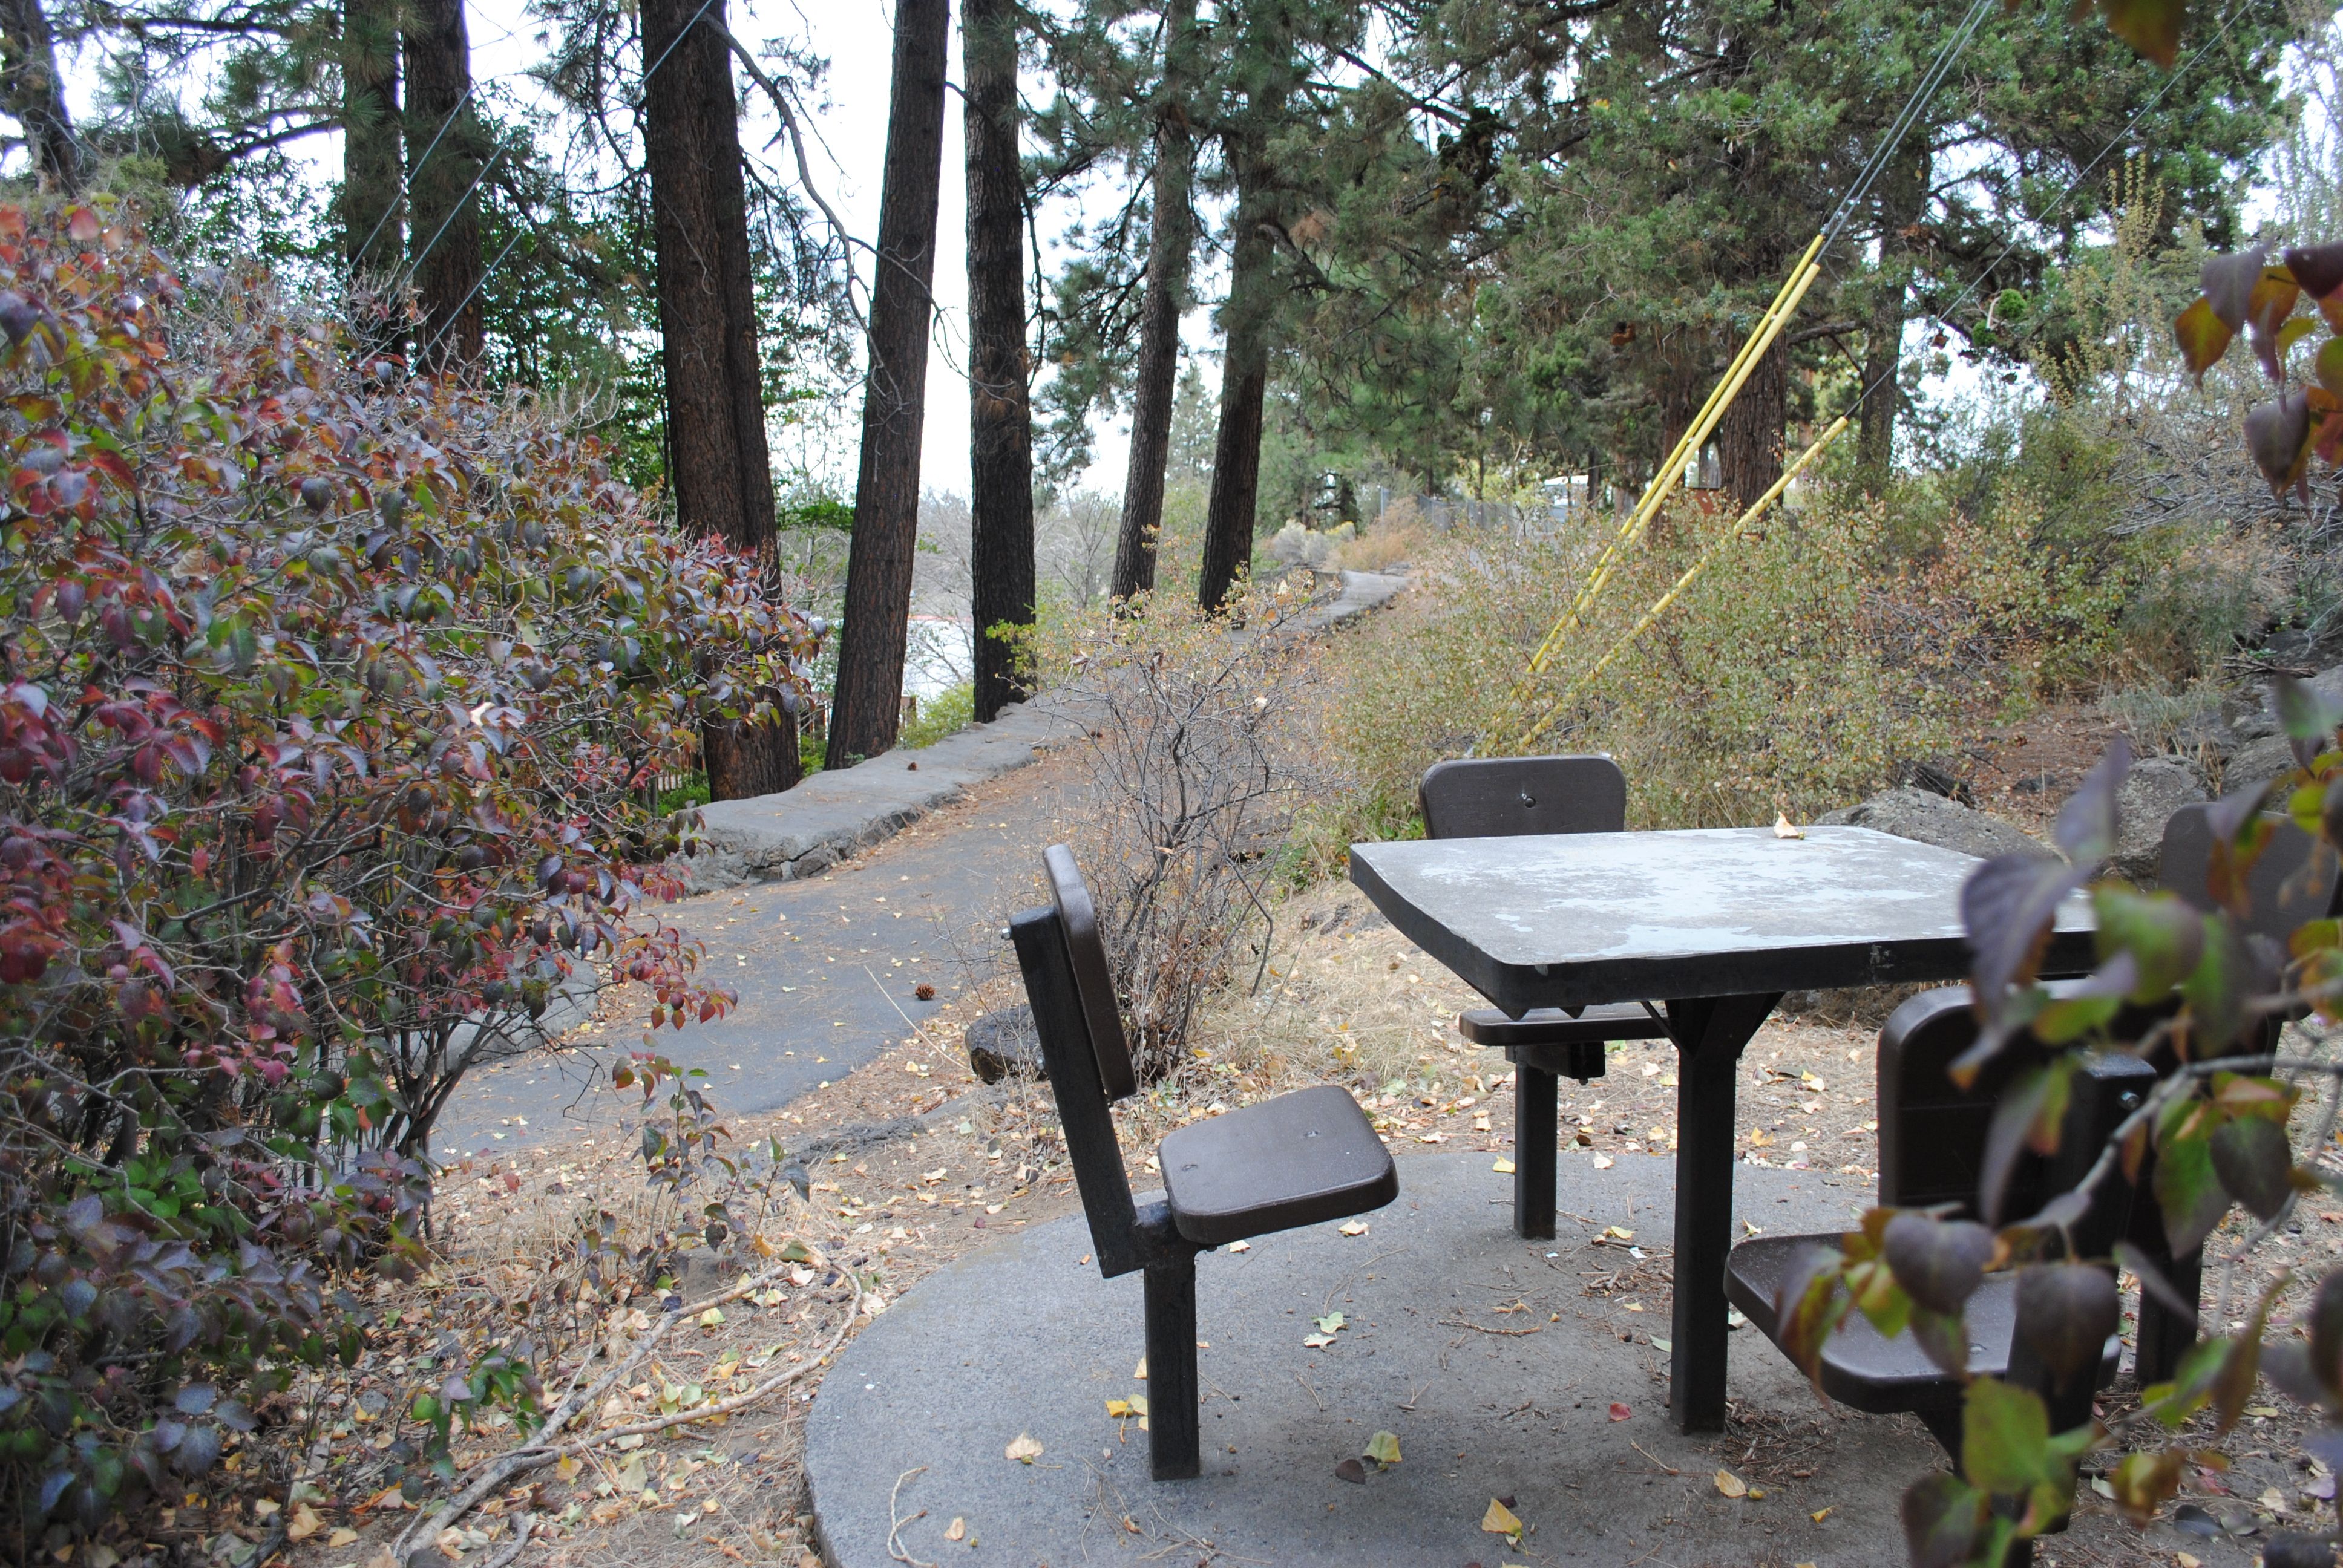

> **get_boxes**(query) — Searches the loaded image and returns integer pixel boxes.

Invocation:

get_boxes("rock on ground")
[2223,733,2298,793]
[964,1004,1044,1083]
[1816,787,2054,862]
[2114,755,2209,883]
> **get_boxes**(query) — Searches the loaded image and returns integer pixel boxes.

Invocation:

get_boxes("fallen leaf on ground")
[285,1504,323,1542]
[1492,1158,1516,1174]
[1338,1220,1369,1236]
[1227,1240,1250,1253]
[1592,1155,1614,1169]
[1810,1506,1833,1523]
[2176,1553,2202,1567]
[1365,1430,1402,1465]
[328,1529,359,1549]
[945,1518,966,1542]
[1134,1356,1147,1379]
[1481,1498,1524,1536]
[1715,1469,1748,1499]
[1607,1402,1631,1421]
[1005,1433,1043,1463]
[1335,1457,1366,1484]
[1775,813,1805,839]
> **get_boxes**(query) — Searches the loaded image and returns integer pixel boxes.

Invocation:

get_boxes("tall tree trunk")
[963,0,1033,724]
[342,0,403,353]
[1110,0,1199,603]
[0,0,77,192]
[404,0,485,373]
[828,0,949,766]
[1198,137,1274,613]
[642,0,798,799]
[1858,138,1930,491]
[1715,338,1784,512]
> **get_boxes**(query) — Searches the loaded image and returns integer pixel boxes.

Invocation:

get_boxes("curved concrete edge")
[679,693,1083,892]
[677,570,1411,892]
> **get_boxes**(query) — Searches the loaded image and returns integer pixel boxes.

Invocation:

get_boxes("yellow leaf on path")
[1481,1498,1524,1536]
[1715,1469,1748,1498]
[2177,1553,2203,1568]
[1338,1220,1369,1236]
[328,1529,360,1549]
[1106,1399,1134,1418]
[1492,1158,1516,1174]
[1774,813,1805,839]
[1365,1430,1402,1465]
[1604,1226,1634,1240]
[1134,1356,1147,1380]
[1005,1432,1044,1463]
[945,1517,967,1543]
[285,1503,323,1543]
[1227,1240,1250,1253]
[1809,1506,1833,1523]
[1592,1155,1614,1169]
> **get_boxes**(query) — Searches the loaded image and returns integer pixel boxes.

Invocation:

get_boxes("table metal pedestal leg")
[1513,1060,1558,1239]
[1665,993,1779,1434]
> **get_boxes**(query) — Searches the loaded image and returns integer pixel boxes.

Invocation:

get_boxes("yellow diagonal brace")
[1513,412,1851,750]
[1514,234,1826,693]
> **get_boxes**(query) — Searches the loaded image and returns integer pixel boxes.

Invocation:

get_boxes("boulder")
[2221,733,2299,794]
[965,1004,1045,1084]
[1817,788,2055,863]
[2113,755,2209,883]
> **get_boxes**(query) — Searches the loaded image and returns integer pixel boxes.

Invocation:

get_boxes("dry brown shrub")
[1034,580,1339,1078]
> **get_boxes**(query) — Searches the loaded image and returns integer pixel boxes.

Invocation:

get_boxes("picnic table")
[1349,823,2096,1433]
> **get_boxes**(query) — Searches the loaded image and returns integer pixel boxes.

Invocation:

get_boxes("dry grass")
[1334,517,1427,573]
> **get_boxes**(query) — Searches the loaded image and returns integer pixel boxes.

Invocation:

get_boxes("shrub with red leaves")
[0,200,809,1543]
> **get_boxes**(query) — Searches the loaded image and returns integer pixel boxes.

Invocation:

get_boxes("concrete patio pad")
[810,1148,2169,1567]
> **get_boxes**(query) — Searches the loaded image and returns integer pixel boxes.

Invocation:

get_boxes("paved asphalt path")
[434,754,1088,1159]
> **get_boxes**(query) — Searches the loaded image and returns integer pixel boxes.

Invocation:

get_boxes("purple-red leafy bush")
[0,200,808,1543]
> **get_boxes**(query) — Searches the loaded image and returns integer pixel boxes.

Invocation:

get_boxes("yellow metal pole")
[1513,413,1851,750]
[1516,236,1826,688]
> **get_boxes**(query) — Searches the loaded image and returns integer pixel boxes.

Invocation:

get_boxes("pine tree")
[404,0,485,371]
[342,0,404,350]
[829,0,950,766]
[641,0,799,797]
[964,0,1034,721]
[0,0,77,191]
[1110,0,1199,602]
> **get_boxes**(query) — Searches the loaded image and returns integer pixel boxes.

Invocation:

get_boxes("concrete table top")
[1349,825,2096,1014]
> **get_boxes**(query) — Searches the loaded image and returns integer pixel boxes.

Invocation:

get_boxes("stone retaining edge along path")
[680,570,1409,892]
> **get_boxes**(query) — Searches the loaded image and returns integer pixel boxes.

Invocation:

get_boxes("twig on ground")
[887,1467,936,1568]
[393,1237,859,1564]
[1440,1316,1544,1336]
[476,1512,536,1568]
[1630,1439,1680,1475]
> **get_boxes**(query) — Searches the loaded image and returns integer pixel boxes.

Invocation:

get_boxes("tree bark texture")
[1198,141,1274,613]
[1715,338,1784,513]
[828,0,949,767]
[1110,0,1199,604]
[404,0,485,374]
[963,0,1034,724]
[642,0,798,800]
[0,0,77,192]
[342,0,403,352]
[1858,138,1930,490]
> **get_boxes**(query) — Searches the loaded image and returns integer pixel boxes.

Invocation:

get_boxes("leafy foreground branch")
[1783,709,2343,1567]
